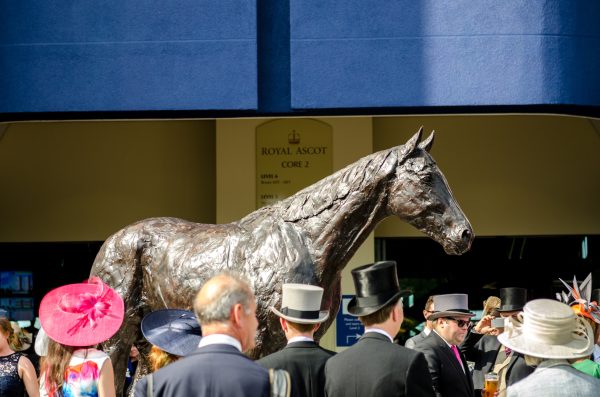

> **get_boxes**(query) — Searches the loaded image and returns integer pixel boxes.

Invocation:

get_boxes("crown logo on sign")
[288,130,300,145]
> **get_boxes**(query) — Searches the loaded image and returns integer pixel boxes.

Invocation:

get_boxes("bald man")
[135,272,270,397]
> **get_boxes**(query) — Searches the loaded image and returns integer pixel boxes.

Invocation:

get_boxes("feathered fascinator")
[556,273,600,324]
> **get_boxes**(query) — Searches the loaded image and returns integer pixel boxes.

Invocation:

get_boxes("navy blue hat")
[141,309,202,357]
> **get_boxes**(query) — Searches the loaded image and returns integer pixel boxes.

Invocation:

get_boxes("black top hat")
[498,287,527,312]
[347,261,406,317]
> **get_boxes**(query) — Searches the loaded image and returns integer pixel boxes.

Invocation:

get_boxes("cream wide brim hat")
[498,299,595,360]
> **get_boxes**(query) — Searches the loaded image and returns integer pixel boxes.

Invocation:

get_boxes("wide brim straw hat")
[428,294,476,320]
[141,309,202,357]
[498,299,595,360]
[271,283,330,324]
[39,277,124,347]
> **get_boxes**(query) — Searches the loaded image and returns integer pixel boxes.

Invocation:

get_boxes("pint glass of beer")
[483,372,499,397]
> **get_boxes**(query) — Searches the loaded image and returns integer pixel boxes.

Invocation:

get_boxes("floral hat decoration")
[556,273,600,325]
[39,277,124,347]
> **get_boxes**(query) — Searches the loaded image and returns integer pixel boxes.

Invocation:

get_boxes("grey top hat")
[428,294,475,320]
[271,284,329,324]
[141,309,202,357]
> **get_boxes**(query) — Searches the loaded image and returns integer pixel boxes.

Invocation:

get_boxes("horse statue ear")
[418,131,435,152]
[399,126,423,158]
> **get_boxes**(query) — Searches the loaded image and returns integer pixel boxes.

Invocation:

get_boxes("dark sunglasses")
[446,318,471,328]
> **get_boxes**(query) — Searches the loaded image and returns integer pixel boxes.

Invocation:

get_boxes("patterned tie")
[504,346,512,356]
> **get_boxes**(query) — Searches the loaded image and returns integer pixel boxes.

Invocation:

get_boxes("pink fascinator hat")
[39,277,124,347]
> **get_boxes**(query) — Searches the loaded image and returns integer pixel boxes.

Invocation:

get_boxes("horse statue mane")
[90,127,473,395]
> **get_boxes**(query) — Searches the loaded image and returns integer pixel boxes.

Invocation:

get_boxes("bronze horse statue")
[90,127,473,394]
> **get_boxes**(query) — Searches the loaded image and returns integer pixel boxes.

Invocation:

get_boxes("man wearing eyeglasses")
[414,294,476,397]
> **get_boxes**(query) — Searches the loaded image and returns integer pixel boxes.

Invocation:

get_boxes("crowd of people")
[1,262,600,396]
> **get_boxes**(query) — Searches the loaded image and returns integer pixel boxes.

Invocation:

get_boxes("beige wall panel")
[0,120,215,242]
[373,115,600,237]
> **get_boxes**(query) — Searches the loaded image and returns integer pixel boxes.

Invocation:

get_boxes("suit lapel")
[432,332,473,393]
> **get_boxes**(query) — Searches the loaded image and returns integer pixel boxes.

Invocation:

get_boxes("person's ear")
[391,304,400,322]
[313,323,321,333]
[231,303,244,327]
[280,317,288,332]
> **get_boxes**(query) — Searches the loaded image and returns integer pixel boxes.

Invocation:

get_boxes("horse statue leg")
[315,276,341,343]
[102,299,144,397]
[91,235,148,396]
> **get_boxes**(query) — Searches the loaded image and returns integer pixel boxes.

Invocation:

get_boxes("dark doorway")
[0,242,103,323]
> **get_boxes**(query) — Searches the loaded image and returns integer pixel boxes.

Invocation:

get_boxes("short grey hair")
[194,272,254,324]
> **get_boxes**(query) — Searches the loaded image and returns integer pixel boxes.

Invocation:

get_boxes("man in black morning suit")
[460,287,533,395]
[258,283,335,397]
[414,294,476,397]
[134,272,270,397]
[325,261,435,397]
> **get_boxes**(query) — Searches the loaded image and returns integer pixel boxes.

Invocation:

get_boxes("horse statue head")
[387,127,472,255]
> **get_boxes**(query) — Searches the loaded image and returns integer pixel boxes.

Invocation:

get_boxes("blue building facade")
[1,1,599,119]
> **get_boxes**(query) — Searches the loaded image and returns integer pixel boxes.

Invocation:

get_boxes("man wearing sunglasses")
[414,294,476,397]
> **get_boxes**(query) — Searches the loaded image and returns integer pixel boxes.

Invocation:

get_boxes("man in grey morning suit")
[499,299,600,396]
[325,261,435,397]
[258,283,335,397]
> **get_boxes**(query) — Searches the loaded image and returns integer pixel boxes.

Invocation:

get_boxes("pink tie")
[451,345,464,371]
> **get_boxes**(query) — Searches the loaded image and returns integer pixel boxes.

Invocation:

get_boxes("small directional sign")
[336,295,365,347]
